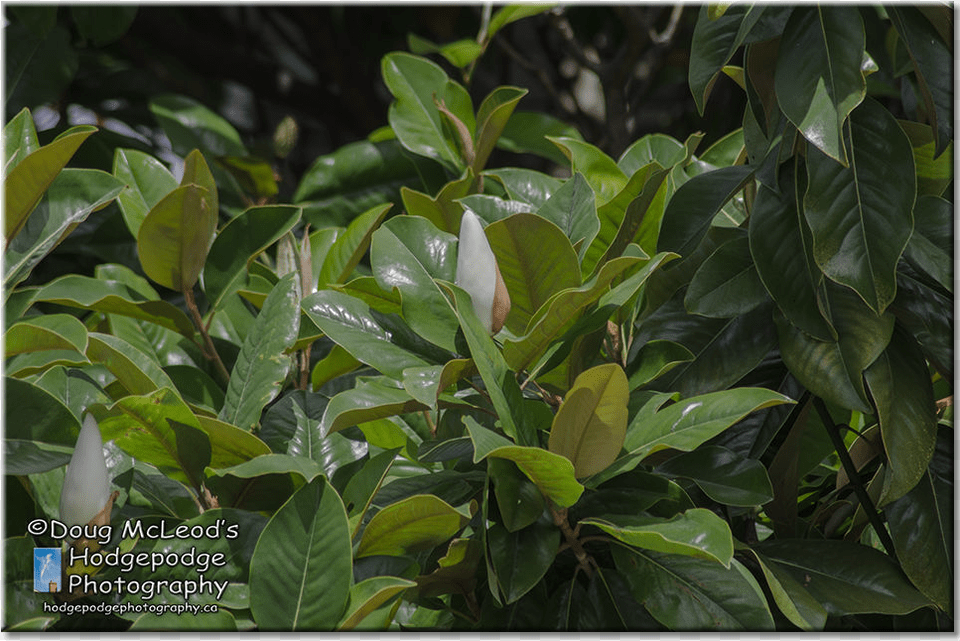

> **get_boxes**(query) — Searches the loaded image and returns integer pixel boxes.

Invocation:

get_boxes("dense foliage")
[3,4,953,632]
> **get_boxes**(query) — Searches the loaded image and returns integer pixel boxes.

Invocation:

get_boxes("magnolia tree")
[3,4,953,632]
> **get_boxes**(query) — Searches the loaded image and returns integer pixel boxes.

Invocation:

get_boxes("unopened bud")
[59,414,112,529]
[455,210,511,334]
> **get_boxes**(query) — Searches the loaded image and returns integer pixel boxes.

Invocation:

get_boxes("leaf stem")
[812,396,898,560]
[551,505,593,578]
[184,287,231,386]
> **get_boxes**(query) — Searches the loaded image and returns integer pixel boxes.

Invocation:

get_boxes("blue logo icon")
[34,548,61,593]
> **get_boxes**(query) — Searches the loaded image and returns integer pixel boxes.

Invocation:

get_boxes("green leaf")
[4,313,87,357]
[685,236,767,318]
[338,575,417,630]
[888,7,952,157]
[489,458,545,532]
[627,340,694,390]
[383,214,458,281]
[321,378,428,436]
[496,111,583,166]
[4,377,80,445]
[4,107,39,174]
[485,213,580,334]
[86,332,177,395]
[318,203,391,286]
[196,415,272,469]
[741,549,827,631]
[250,476,352,630]
[885,471,952,614]
[311,344,361,391]
[903,195,952,293]
[220,274,301,431]
[69,6,136,46]
[624,387,795,461]
[615,548,775,630]
[657,165,754,258]
[371,223,459,352]
[548,136,626,205]
[689,5,766,114]
[749,161,836,341]
[755,539,933,616]
[465,417,584,508]
[149,94,246,157]
[775,6,866,163]
[804,99,915,314]
[112,148,179,238]
[899,120,953,197]
[203,205,301,311]
[534,172,599,257]
[401,170,474,235]
[4,440,73,475]
[97,387,211,491]
[484,167,562,208]
[358,494,465,557]
[4,124,96,240]
[585,508,734,566]
[383,52,470,173]
[776,283,894,414]
[548,363,628,479]
[137,185,214,292]
[4,169,125,289]
[487,4,555,38]
[31,274,194,337]
[473,86,527,173]
[488,520,559,604]
[460,194,533,225]
[302,290,439,379]
[217,155,279,199]
[618,134,686,175]
[864,328,937,505]
[408,34,484,68]
[656,445,774,506]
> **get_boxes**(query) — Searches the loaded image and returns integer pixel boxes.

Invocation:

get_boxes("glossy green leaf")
[318,203,391,286]
[657,445,774,506]
[473,86,527,173]
[804,99,915,314]
[548,363,628,478]
[899,120,953,197]
[311,344,361,391]
[885,471,951,613]
[893,270,952,380]
[383,52,470,173]
[4,107,39,174]
[371,223,459,351]
[497,111,583,167]
[486,213,580,334]
[627,340,694,390]
[400,170,474,235]
[685,236,767,318]
[207,452,323,485]
[303,290,443,379]
[4,377,80,445]
[149,94,246,157]
[689,5,765,114]
[465,417,584,508]
[217,155,279,199]
[4,169,125,289]
[31,274,194,337]
[548,136,626,205]
[585,508,734,566]
[4,440,73,476]
[459,194,533,225]
[776,283,894,414]
[250,476,351,630]
[203,205,301,310]
[615,548,775,630]
[4,313,87,357]
[775,7,866,163]
[484,167,562,208]
[624,387,795,461]
[338,575,417,630]
[489,458,545,533]
[137,184,213,292]
[755,539,933,616]
[889,7,952,157]
[488,520,559,604]
[4,124,96,240]
[903,195,952,293]
[220,274,301,431]
[86,332,177,395]
[618,134,686,175]
[864,328,937,505]
[383,214,458,281]
[321,378,428,436]
[408,34,483,68]
[503,256,642,372]
[196,415,272,469]
[358,494,464,557]
[487,4,555,38]
[742,549,827,631]
[113,148,179,238]
[657,165,753,258]
[97,387,211,491]
[749,162,836,341]
[534,172,599,256]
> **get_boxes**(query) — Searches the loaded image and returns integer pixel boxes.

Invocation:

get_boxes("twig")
[812,397,898,560]
[184,287,231,385]
[551,505,593,578]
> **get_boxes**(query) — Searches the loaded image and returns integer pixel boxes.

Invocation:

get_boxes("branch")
[184,287,231,386]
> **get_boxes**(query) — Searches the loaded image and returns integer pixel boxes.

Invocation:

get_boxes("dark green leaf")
[656,445,773,506]
[497,111,583,167]
[685,236,768,318]
[689,5,766,114]
[488,520,559,604]
[4,377,80,445]
[319,203,391,286]
[149,94,246,157]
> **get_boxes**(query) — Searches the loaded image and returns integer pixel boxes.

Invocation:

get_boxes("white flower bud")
[455,210,511,334]
[60,414,112,528]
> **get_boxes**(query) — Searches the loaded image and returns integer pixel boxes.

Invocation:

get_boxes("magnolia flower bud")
[455,210,511,334]
[60,414,112,528]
